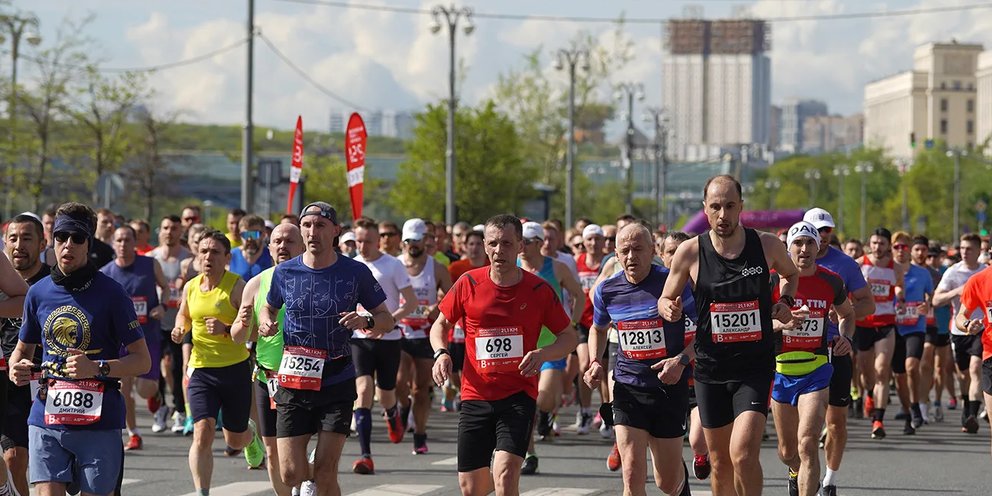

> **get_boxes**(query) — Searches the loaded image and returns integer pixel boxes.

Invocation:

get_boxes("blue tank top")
[100,256,161,342]
[519,256,563,347]
[230,247,273,281]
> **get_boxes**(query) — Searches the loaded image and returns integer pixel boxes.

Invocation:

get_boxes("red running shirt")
[958,269,992,361]
[438,267,571,401]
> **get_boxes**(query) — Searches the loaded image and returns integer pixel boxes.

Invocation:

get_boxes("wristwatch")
[96,360,111,378]
[433,348,450,360]
[364,316,375,329]
[677,354,691,367]
[778,294,796,308]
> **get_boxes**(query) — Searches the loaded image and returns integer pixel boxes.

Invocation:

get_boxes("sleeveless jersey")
[187,271,247,368]
[519,256,563,348]
[100,257,161,342]
[253,267,285,381]
[772,266,846,355]
[857,256,896,328]
[152,246,189,330]
[694,228,774,383]
[400,257,438,340]
[575,254,601,328]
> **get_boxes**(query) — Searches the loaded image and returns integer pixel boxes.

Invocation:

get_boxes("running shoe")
[607,443,622,472]
[245,420,266,469]
[864,395,875,418]
[871,420,886,439]
[224,446,242,457]
[903,420,916,435]
[147,394,162,414]
[298,480,317,496]
[125,434,143,451]
[537,413,553,442]
[592,411,603,430]
[894,410,909,421]
[821,484,838,496]
[352,456,375,475]
[386,409,405,444]
[981,409,989,422]
[934,405,945,422]
[852,398,864,419]
[599,423,614,440]
[948,397,958,410]
[171,411,187,434]
[152,405,171,433]
[577,411,593,435]
[788,470,799,496]
[405,406,415,434]
[412,434,429,455]
[911,414,925,430]
[521,454,539,475]
[963,415,980,434]
[692,454,710,480]
[552,414,561,437]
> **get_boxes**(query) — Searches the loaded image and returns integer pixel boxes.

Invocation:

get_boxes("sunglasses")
[817,227,833,234]
[893,244,910,250]
[54,232,87,245]
[380,232,399,238]
[241,230,262,240]
[572,243,584,249]
[606,236,616,242]
[183,217,199,222]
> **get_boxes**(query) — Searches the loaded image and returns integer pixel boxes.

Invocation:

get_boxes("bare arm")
[836,297,856,339]
[231,276,261,345]
[850,286,876,320]
[429,312,456,386]
[170,280,193,343]
[556,261,586,324]
[8,341,38,386]
[933,285,961,307]
[658,239,697,321]
[394,285,418,321]
[0,255,28,318]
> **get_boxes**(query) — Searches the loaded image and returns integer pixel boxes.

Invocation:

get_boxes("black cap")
[299,202,338,225]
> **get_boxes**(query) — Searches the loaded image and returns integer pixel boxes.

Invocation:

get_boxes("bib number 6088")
[51,391,94,409]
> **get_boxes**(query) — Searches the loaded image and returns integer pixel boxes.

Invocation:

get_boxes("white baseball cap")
[402,218,427,241]
[340,232,356,244]
[803,207,835,230]
[787,221,821,247]
[583,224,605,239]
[472,224,484,232]
[522,221,544,241]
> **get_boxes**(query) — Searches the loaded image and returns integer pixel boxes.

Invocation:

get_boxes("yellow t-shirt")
[187,271,248,368]
[226,232,242,249]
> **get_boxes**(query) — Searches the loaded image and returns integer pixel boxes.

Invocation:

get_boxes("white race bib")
[278,346,327,391]
[133,296,149,325]
[475,327,524,374]
[783,309,826,352]
[616,319,667,360]
[896,302,922,326]
[710,300,762,343]
[265,371,279,410]
[44,380,104,426]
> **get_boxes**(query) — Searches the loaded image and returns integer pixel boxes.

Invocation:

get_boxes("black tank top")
[693,228,774,383]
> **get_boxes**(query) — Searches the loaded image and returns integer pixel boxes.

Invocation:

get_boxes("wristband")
[433,348,450,360]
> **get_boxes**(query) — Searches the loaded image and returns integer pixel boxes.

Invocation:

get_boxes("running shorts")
[456,391,535,472]
[694,371,774,429]
[854,325,894,352]
[612,380,689,439]
[275,377,357,438]
[773,364,833,407]
[952,334,983,372]
[351,339,401,390]
[187,359,252,433]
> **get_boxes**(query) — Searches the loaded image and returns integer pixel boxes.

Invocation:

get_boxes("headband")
[53,215,93,239]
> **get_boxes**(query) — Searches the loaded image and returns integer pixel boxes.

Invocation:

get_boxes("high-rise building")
[663,18,772,161]
[864,41,982,158]
[780,99,828,153]
[329,109,416,140]
[769,105,782,150]
[802,114,864,154]
[977,51,992,148]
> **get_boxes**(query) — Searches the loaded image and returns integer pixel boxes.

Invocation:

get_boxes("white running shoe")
[170,411,186,434]
[152,406,171,433]
[299,480,317,496]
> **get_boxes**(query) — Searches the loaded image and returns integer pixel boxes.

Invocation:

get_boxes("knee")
[192,420,216,448]
[798,436,819,462]
[492,466,518,493]
[907,362,920,375]
[656,473,683,496]
[731,445,757,468]
[280,465,306,488]
[777,443,797,464]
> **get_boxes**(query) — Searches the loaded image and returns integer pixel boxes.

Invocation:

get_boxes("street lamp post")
[832,165,849,236]
[1,12,41,221]
[555,47,589,229]
[242,0,255,212]
[614,82,644,216]
[763,179,781,210]
[431,4,474,227]
[947,149,963,241]
[643,107,668,229]
[896,158,910,231]
[854,162,873,241]
[804,169,821,207]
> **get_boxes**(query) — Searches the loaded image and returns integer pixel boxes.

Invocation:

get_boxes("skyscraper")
[663,18,772,161]
[780,99,828,153]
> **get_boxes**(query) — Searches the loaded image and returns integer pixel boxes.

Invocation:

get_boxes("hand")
[237,304,253,329]
[831,335,852,356]
[584,360,603,389]
[204,317,228,336]
[518,348,545,377]
[782,305,810,331]
[149,305,165,321]
[916,301,930,316]
[651,356,685,385]
[171,327,186,344]
[257,319,277,337]
[10,359,33,387]
[65,349,98,379]
[967,319,984,335]
[658,296,683,322]
[339,311,371,332]
[432,354,452,387]
[895,300,906,315]
[771,301,794,325]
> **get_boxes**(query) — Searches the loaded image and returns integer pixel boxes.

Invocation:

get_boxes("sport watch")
[364,316,375,330]
[433,348,450,360]
[96,360,111,378]
[677,354,691,367]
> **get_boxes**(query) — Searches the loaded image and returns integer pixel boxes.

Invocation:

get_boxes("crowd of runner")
[1,174,991,496]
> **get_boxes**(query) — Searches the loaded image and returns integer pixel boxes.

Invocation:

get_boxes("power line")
[256,32,367,111]
[269,0,992,24]
[17,37,250,73]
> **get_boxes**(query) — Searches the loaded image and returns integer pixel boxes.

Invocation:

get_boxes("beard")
[408,245,425,259]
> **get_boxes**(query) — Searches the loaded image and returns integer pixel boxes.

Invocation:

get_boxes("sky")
[18,0,992,136]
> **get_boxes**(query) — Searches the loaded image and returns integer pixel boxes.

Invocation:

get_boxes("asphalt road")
[74,399,992,496]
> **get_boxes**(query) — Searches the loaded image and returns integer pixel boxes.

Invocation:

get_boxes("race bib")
[869,279,891,300]
[265,370,279,410]
[166,282,182,308]
[44,380,104,426]
[278,346,327,391]
[617,319,667,360]
[896,302,922,327]
[401,299,431,330]
[684,316,698,342]
[475,327,524,374]
[783,309,826,352]
[579,273,597,292]
[710,300,762,343]
[985,302,992,326]
[133,296,149,325]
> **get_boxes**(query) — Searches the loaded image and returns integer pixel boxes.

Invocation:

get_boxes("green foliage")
[390,101,533,224]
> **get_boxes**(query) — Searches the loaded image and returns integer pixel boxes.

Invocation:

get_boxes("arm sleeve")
[357,264,387,311]
[266,265,285,308]
[543,283,572,335]
[592,283,610,327]
[437,276,466,323]
[17,290,40,344]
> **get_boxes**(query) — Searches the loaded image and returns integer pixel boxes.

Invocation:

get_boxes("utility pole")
[241,0,255,212]
[1,12,41,220]
[615,82,644,216]
[855,162,873,241]
[804,169,821,208]
[555,47,589,229]
[833,165,849,236]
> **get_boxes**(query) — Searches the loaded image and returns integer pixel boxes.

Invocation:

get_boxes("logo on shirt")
[741,265,763,277]
[42,305,95,377]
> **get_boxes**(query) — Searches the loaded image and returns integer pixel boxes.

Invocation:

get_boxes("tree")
[390,101,533,224]
[123,105,182,220]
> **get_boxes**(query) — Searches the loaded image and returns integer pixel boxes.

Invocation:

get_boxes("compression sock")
[355,408,373,457]
[537,410,552,436]
[970,400,983,418]
[823,468,837,487]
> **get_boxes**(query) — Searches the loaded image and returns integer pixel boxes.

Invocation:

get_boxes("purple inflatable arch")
[680,209,806,234]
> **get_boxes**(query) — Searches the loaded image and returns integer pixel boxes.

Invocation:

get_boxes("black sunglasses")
[54,232,87,245]
[380,232,399,238]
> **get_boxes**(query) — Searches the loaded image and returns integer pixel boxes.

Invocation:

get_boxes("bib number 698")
[485,338,513,354]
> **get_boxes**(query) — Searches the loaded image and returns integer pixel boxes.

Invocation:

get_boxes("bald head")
[270,223,305,263]
[703,174,743,202]
[617,223,652,246]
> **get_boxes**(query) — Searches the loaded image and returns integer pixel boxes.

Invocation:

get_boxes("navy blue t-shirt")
[593,265,696,388]
[267,255,386,386]
[19,272,145,430]
[817,246,868,339]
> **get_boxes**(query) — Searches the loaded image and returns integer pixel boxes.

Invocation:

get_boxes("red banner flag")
[286,116,304,214]
[345,113,367,221]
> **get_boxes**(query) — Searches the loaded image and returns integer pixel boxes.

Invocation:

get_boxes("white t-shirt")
[937,261,987,335]
[354,252,411,341]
